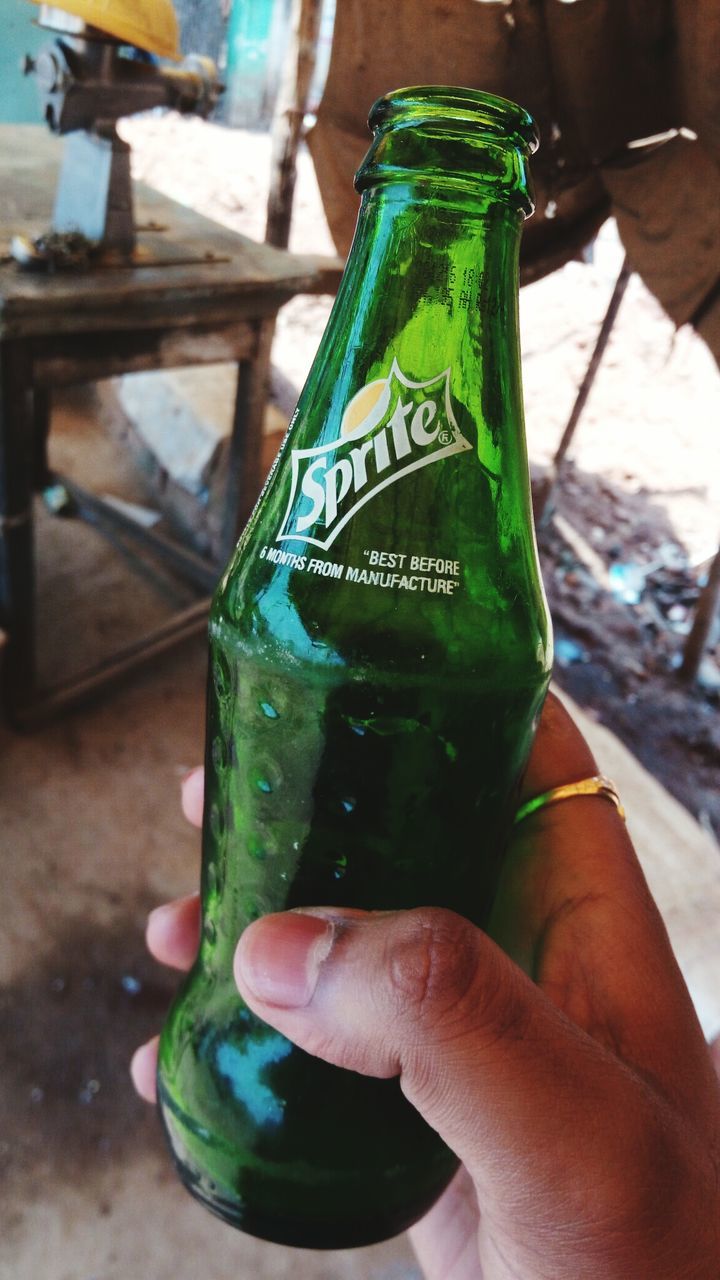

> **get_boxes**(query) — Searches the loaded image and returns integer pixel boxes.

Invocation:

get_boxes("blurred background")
[1,2,719,1278]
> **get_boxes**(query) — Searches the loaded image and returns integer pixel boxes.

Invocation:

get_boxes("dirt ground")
[124,113,720,839]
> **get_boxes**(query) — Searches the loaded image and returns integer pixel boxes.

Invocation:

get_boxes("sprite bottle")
[157,85,552,1249]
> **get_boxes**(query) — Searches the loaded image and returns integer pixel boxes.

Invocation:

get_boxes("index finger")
[490,692,719,1121]
[181,766,204,828]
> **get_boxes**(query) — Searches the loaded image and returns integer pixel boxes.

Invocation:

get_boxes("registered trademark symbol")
[438,429,453,446]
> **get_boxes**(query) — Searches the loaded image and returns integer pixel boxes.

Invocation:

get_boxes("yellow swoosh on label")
[340,378,391,438]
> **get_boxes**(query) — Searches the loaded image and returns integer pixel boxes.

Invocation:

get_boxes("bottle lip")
[368,85,539,155]
[355,86,538,216]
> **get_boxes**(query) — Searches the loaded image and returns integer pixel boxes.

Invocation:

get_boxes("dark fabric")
[306,0,720,361]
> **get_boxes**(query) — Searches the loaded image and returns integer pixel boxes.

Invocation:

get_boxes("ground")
[124,113,720,839]
[536,463,720,839]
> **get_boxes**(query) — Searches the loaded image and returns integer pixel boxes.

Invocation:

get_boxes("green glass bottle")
[157,85,552,1250]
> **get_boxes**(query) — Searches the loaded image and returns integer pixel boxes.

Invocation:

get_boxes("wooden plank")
[30,319,257,386]
[0,126,298,269]
[291,251,344,296]
[0,274,320,339]
[265,0,322,250]
[0,260,323,337]
[0,125,323,338]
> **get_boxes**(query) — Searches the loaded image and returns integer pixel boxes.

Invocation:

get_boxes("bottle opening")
[369,86,538,152]
[355,85,538,216]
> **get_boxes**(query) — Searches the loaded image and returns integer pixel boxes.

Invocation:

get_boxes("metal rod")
[12,597,210,728]
[678,539,720,684]
[534,256,632,525]
[54,472,220,594]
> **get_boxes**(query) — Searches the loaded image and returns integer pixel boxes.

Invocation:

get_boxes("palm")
[409,693,712,1280]
[409,816,631,1280]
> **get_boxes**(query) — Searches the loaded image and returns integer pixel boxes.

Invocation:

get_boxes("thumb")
[233,907,666,1217]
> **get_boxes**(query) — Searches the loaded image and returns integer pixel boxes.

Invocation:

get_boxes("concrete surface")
[116,366,234,498]
[113,366,288,558]
[1,384,719,1280]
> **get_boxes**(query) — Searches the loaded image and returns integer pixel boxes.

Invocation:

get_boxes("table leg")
[220,316,276,564]
[32,387,52,490]
[0,340,36,718]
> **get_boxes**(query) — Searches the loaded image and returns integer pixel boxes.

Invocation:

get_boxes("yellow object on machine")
[27,0,181,59]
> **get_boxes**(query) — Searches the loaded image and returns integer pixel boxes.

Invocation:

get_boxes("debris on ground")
[535,463,720,840]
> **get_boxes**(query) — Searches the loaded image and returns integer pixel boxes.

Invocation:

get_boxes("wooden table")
[0,125,322,724]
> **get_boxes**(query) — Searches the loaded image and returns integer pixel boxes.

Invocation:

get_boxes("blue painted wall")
[224,0,279,127]
[1,0,45,123]
[0,0,335,129]
[224,0,334,128]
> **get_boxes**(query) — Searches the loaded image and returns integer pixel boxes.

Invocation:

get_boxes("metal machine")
[19,0,222,259]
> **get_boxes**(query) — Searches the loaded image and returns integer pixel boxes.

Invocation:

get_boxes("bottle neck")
[225,172,548,673]
[310,185,526,477]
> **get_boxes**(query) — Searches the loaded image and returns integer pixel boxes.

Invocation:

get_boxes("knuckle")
[387,909,479,1026]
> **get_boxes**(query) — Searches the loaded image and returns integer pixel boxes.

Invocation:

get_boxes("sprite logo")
[276,359,472,550]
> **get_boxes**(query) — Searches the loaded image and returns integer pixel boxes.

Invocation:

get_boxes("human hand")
[133,695,720,1279]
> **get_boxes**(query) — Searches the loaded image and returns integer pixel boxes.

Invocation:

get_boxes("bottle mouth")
[369,86,538,152]
[355,85,538,215]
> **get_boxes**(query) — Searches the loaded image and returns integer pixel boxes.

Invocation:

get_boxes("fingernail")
[181,768,204,800]
[130,1037,159,1104]
[234,912,335,1008]
[147,901,174,930]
